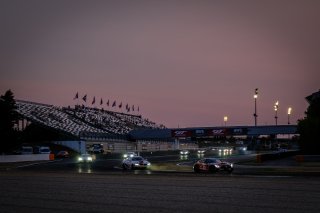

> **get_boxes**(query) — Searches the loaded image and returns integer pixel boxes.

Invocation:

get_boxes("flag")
[132,105,135,111]
[82,94,87,102]
[119,102,122,108]
[107,100,109,106]
[112,101,116,107]
[92,96,95,105]
[100,98,103,105]
[126,104,129,110]
[74,92,79,100]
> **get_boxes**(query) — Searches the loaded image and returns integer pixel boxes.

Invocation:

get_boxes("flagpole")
[82,94,87,109]
[99,98,102,110]
[119,101,122,113]
[73,92,79,108]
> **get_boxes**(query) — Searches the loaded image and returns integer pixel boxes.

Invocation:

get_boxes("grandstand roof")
[246,125,297,136]
[129,129,172,140]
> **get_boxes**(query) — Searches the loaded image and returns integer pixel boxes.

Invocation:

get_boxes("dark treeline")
[0,90,20,153]
[0,90,66,154]
[298,91,320,154]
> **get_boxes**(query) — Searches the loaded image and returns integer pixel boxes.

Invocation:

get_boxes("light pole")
[253,88,258,126]
[287,107,292,124]
[274,101,279,125]
[224,116,228,127]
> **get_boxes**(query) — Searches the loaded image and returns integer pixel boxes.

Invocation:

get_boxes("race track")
[1,171,319,213]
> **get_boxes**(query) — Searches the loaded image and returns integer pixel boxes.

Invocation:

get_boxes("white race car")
[123,152,137,158]
[122,156,151,170]
[77,154,94,163]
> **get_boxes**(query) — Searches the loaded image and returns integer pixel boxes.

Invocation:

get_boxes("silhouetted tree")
[0,90,20,153]
[298,91,320,154]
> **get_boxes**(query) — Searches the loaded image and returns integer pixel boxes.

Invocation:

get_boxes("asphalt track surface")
[1,171,320,213]
[1,154,320,212]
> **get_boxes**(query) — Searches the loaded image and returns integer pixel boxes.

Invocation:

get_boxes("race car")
[122,156,151,170]
[193,158,233,173]
[123,151,137,159]
[180,150,189,155]
[77,153,94,163]
[197,149,206,154]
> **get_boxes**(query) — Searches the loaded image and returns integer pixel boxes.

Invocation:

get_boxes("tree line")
[0,90,69,154]
[298,91,320,154]
[0,90,20,153]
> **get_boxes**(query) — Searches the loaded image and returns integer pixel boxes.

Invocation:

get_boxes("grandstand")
[14,99,298,153]
[11,90,314,154]
[16,100,165,139]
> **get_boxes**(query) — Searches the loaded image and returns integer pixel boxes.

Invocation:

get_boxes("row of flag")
[73,92,139,112]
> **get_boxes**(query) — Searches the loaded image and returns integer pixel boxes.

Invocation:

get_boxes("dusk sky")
[1,0,319,128]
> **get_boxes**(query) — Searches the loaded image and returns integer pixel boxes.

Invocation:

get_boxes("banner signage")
[171,128,248,137]
[171,130,193,138]
[207,129,226,136]
[230,128,248,135]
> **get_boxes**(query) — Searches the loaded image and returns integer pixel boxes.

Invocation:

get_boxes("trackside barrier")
[256,151,299,163]
[49,154,55,160]
[256,154,262,163]
[0,154,53,163]
[295,155,320,163]
[295,155,304,162]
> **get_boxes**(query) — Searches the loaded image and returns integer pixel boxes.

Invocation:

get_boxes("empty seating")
[15,100,165,139]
